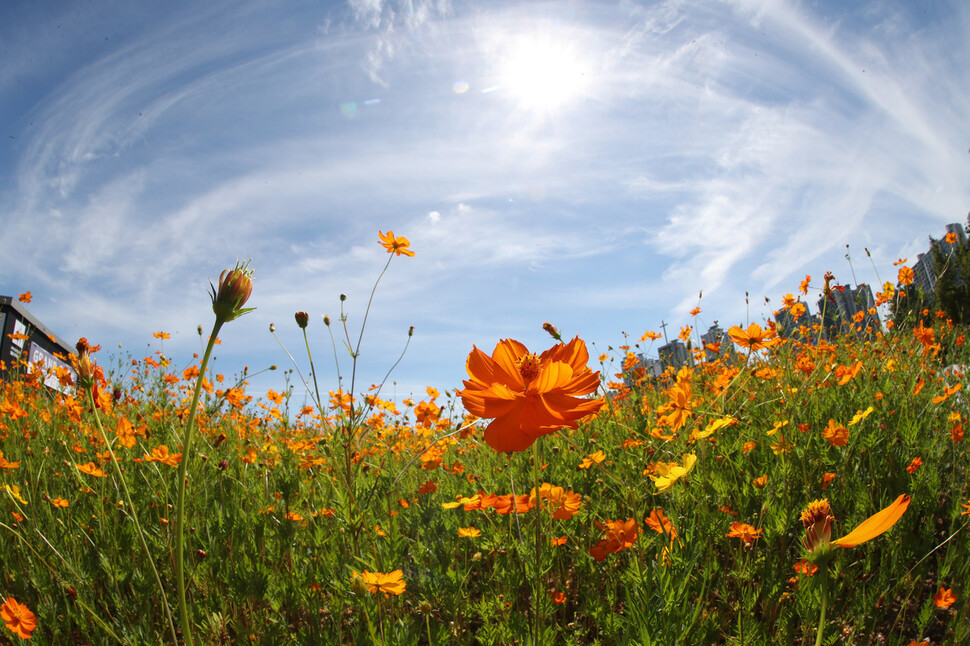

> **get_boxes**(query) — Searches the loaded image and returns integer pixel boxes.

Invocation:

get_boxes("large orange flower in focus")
[459,337,604,452]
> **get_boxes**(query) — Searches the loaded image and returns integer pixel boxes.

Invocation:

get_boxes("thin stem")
[270,327,317,411]
[349,255,394,412]
[175,320,223,646]
[815,561,829,646]
[303,328,324,414]
[86,387,179,645]
[532,442,544,646]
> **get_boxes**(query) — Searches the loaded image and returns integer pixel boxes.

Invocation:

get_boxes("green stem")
[532,442,544,646]
[175,320,223,646]
[302,328,324,414]
[815,562,829,646]
[86,388,179,645]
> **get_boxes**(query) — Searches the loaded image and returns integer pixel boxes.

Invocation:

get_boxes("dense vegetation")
[1,247,967,645]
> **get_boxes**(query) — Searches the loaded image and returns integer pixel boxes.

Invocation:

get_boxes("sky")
[1,0,968,405]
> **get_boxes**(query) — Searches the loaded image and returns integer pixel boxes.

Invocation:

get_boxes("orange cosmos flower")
[798,275,812,295]
[352,570,406,597]
[550,590,567,605]
[1,597,37,639]
[590,518,639,561]
[933,587,956,608]
[50,497,69,508]
[457,526,481,538]
[17,292,32,303]
[898,266,914,286]
[550,536,567,546]
[417,481,438,495]
[821,419,849,447]
[752,475,768,489]
[578,450,606,469]
[645,508,677,539]
[144,445,182,467]
[378,230,415,257]
[793,559,818,577]
[945,232,958,244]
[458,337,604,452]
[531,483,582,520]
[906,457,923,474]
[76,462,107,478]
[726,522,763,544]
[728,323,779,352]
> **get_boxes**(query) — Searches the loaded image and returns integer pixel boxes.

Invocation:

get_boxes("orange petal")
[483,415,540,452]
[832,494,910,548]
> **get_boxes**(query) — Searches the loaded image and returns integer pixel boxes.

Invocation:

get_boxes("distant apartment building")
[700,323,732,362]
[909,222,967,297]
[774,301,822,342]
[658,339,693,371]
[817,283,880,338]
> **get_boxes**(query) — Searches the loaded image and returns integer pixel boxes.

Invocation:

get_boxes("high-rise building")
[658,339,693,371]
[817,283,880,338]
[700,323,732,362]
[908,222,966,297]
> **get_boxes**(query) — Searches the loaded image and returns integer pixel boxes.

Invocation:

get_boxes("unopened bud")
[323,315,331,326]
[269,323,276,333]
[542,322,562,341]
[339,294,346,302]
[270,364,278,370]
[209,260,255,324]
[408,325,414,337]
[197,325,203,336]
[75,339,97,390]
[295,311,309,329]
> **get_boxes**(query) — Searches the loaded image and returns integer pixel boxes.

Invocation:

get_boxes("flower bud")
[269,323,276,333]
[76,339,97,390]
[295,311,309,329]
[408,325,414,337]
[209,260,255,323]
[542,322,562,341]
[323,315,331,326]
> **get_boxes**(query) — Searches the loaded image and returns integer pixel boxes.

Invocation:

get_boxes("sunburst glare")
[495,34,590,113]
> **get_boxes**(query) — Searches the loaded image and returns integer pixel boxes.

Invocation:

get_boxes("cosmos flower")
[726,522,763,544]
[352,570,406,597]
[1,597,37,639]
[458,337,604,452]
[933,587,956,608]
[378,230,415,257]
[649,454,697,492]
[728,323,780,352]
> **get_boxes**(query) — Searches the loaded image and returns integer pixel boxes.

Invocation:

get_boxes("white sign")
[28,342,75,394]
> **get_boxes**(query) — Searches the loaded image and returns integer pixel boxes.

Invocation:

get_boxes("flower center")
[517,353,541,383]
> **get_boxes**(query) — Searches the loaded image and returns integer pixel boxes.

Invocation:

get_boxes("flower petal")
[832,494,910,548]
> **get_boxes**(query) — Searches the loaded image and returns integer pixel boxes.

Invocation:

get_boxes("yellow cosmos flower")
[650,454,697,492]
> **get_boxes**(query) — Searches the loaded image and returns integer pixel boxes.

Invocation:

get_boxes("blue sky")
[2,0,968,403]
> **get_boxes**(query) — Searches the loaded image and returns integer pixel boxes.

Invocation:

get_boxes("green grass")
[1,301,968,644]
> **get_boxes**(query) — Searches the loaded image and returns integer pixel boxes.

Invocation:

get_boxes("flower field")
[1,238,968,644]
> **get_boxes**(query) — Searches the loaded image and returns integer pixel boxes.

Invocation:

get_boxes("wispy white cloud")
[1,0,968,394]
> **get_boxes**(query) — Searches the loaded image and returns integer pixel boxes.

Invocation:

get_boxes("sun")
[496,34,589,113]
